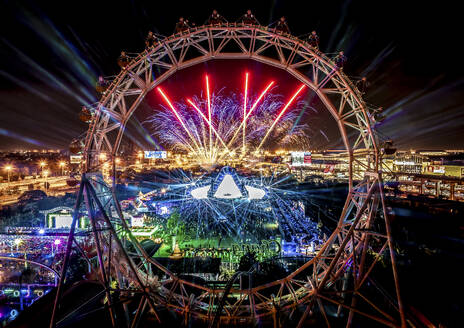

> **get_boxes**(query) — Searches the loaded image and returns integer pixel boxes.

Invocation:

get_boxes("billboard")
[427,166,445,174]
[144,151,167,159]
[291,152,312,166]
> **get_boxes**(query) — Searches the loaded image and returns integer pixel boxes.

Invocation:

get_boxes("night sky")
[0,0,463,150]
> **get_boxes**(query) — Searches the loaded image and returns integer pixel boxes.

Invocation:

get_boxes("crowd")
[274,198,323,248]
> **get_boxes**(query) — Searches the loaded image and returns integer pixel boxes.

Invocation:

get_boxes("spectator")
[275,17,290,34]
[207,10,226,25]
[308,31,319,49]
[117,51,130,69]
[356,76,370,95]
[145,31,157,49]
[175,17,190,34]
[240,9,259,25]
[334,51,347,69]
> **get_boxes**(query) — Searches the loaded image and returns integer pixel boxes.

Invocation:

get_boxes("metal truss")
[50,173,162,328]
[0,256,61,283]
[54,24,407,327]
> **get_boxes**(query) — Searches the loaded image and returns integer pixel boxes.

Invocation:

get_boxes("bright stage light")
[214,174,243,199]
[191,185,211,199]
[189,167,265,200]
[160,206,169,215]
[245,185,266,200]
[54,239,61,245]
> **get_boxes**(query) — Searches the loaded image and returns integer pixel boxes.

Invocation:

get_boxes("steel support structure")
[49,174,161,328]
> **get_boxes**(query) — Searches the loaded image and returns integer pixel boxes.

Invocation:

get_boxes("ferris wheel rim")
[81,24,384,321]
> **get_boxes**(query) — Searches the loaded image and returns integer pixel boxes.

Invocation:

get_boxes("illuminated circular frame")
[82,24,402,326]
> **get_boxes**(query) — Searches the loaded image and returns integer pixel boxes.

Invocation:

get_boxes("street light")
[59,161,66,176]
[14,238,21,252]
[43,170,50,190]
[137,152,143,167]
[52,239,61,256]
[39,161,47,177]
[4,165,13,185]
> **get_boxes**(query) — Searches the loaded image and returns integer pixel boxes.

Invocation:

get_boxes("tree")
[238,251,257,272]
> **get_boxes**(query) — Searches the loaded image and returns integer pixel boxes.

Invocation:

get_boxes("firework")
[146,73,310,164]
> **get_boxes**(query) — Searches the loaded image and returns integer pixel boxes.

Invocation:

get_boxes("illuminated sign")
[291,152,312,166]
[304,152,312,164]
[70,155,83,164]
[144,151,167,159]
[394,161,415,165]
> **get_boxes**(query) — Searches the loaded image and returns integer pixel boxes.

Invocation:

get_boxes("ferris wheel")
[53,24,406,328]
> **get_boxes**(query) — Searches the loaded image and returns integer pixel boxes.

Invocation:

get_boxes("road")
[0,176,75,207]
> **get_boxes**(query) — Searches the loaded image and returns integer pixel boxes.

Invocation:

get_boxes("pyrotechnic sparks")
[146,73,310,164]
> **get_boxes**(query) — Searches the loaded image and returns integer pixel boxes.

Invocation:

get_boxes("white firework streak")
[145,90,310,164]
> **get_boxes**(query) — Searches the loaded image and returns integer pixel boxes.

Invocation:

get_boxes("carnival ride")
[51,23,406,327]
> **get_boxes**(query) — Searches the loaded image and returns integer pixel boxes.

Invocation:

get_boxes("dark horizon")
[1,0,463,151]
